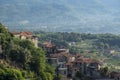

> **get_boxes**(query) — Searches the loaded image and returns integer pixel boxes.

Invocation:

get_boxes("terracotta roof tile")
[90,59,100,64]
[20,31,32,36]
[66,62,72,66]
[43,42,54,48]
[49,52,70,58]
[73,57,91,63]
[12,31,33,37]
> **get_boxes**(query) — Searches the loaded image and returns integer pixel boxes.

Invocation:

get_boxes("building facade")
[12,31,38,48]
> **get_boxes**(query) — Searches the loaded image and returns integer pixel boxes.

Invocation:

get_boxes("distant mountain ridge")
[0,0,120,33]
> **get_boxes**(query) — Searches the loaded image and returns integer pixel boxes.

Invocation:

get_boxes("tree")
[8,45,31,68]
[53,74,63,80]
[100,67,109,77]
[75,71,84,79]
[45,64,55,80]
[29,48,54,80]
[0,23,12,48]
[0,23,55,80]
[0,68,25,80]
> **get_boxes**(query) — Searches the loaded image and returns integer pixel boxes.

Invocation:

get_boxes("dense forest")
[0,23,55,80]
[35,31,120,49]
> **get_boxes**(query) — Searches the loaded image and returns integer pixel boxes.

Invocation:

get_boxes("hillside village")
[0,30,120,80]
[6,31,120,80]
[0,0,120,80]
[41,41,120,80]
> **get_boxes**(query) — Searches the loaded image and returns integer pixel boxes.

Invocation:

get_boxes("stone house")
[47,51,102,78]
[42,42,103,79]
[87,60,101,78]
[42,41,57,54]
[67,55,91,77]
[47,52,69,77]
[12,31,38,47]
[110,72,120,80]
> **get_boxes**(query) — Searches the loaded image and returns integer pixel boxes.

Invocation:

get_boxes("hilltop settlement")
[11,31,120,80]
[41,41,120,80]
[0,23,120,80]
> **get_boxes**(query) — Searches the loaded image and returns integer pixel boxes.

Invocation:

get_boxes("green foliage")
[45,64,55,76]
[0,23,12,48]
[7,40,55,80]
[53,75,63,80]
[19,40,35,49]
[0,23,55,80]
[29,48,54,80]
[75,71,84,79]
[36,32,82,47]
[36,31,120,49]
[30,48,45,73]
[4,36,54,80]
[35,31,120,71]
[0,68,25,80]
[9,46,31,67]
[100,67,110,77]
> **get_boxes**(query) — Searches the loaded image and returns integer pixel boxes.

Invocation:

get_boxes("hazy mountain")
[0,0,120,33]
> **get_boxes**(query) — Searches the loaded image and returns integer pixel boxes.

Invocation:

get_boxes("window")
[64,71,66,74]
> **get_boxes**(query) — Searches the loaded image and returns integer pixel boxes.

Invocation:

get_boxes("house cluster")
[10,31,120,80]
[12,31,38,47]
[42,41,105,80]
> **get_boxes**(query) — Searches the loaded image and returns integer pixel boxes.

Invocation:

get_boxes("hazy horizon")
[0,0,120,33]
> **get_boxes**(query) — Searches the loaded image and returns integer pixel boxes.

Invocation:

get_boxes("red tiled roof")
[90,59,100,64]
[20,31,32,36]
[43,42,54,48]
[66,62,72,66]
[72,67,79,70]
[73,57,91,63]
[83,58,91,63]
[12,31,33,36]
[50,52,71,58]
